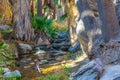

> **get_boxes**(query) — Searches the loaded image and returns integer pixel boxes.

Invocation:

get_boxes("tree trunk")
[73,0,120,80]
[31,0,35,17]
[97,0,120,42]
[9,0,34,42]
[43,0,56,19]
[0,33,4,42]
[68,1,78,46]
[75,0,101,59]
[38,0,42,17]
[34,0,50,46]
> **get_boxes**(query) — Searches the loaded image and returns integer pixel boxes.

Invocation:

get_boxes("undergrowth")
[41,64,70,80]
[32,16,68,38]
[0,42,18,80]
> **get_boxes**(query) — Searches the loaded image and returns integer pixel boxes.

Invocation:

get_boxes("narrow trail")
[12,53,88,80]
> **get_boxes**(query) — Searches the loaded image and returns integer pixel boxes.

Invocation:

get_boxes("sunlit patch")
[41,65,62,74]
[24,65,31,69]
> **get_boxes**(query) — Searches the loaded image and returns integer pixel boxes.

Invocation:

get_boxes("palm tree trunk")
[9,0,34,42]
[97,0,120,42]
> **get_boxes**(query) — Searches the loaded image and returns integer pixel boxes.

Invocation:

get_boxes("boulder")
[52,42,71,49]
[0,25,11,31]
[34,50,46,59]
[100,65,120,80]
[3,70,21,78]
[56,31,69,38]
[16,43,32,55]
[51,52,66,57]
[40,60,49,64]
[3,68,10,73]
[69,40,81,53]
[73,58,103,80]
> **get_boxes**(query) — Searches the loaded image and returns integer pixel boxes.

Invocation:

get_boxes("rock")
[47,58,56,61]
[37,45,49,50]
[34,50,46,59]
[48,51,66,53]
[57,31,69,38]
[16,43,32,55]
[100,65,120,80]
[34,31,50,46]
[56,56,64,62]
[52,42,71,49]
[0,25,11,31]
[19,57,32,66]
[3,70,21,78]
[3,68,10,73]
[74,70,99,80]
[113,0,120,4]
[40,60,49,64]
[92,41,120,65]
[32,47,40,52]
[53,38,69,43]
[61,45,70,51]
[73,58,103,80]
[0,63,6,67]
[34,50,46,54]
[69,40,81,53]
[51,52,66,57]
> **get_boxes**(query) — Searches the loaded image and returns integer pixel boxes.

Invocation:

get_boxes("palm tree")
[9,0,34,42]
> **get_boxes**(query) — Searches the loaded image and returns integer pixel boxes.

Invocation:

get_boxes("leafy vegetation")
[60,13,67,21]
[0,67,3,74]
[32,16,68,38]
[0,42,14,63]
[42,68,69,80]
[0,14,4,23]
[0,43,15,66]
[42,73,68,80]
[0,42,10,64]
[32,16,56,38]
[0,43,19,80]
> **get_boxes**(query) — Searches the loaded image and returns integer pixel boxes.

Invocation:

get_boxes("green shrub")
[32,16,57,38]
[0,42,18,80]
[0,42,14,66]
[32,15,68,38]
[0,67,4,74]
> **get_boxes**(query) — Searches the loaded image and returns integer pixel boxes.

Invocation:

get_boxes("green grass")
[41,63,70,80]
[62,63,71,72]
[0,77,21,80]
[42,72,68,80]
[0,67,4,74]
[66,52,75,58]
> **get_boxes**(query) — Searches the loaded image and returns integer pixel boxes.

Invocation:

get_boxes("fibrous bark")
[73,0,120,80]
[38,0,42,17]
[30,0,35,17]
[9,0,34,42]
[0,33,4,42]
[68,1,78,46]
[34,0,50,46]
[97,0,120,42]
[75,0,101,59]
